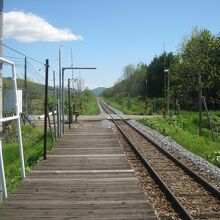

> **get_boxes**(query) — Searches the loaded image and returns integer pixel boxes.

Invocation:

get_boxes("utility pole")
[43,59,49,160]
[0,0,3,203]
[145,79,147,114]
[68,78,71,130]
[56,88,59,138]
[198,73,202,136]
[58,45,63,137]
[163,45,167,111]
[24,57,27,113]
[164,69,170,116]
[53,71,57,141]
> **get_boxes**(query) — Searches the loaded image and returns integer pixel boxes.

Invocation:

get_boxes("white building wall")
[3,89,23,113]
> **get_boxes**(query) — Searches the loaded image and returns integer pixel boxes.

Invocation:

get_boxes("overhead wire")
[2,43,57,89]
[0,42,45,65]
[26,59,45,81]
[4,55,24,60]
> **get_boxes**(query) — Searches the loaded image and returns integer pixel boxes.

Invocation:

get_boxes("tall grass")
[80,92,100,115]
[138,112,220,167]
[3,124,54,192]
[101,97,146,115]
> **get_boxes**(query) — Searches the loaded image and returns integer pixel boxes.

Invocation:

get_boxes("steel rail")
[99,99,193,219]
[98,98,220,219]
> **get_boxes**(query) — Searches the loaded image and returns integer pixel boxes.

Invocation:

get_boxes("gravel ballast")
[100,99,220,189]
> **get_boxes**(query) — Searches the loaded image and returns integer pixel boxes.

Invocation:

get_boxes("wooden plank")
[0,121,157,219]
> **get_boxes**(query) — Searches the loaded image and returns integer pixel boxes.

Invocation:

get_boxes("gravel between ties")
[102,100,220,189]
[128,120,220,189]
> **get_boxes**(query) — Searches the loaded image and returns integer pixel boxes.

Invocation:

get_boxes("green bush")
[138,112,220,168]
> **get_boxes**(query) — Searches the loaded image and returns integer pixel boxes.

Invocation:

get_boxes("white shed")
[3,89,23,113]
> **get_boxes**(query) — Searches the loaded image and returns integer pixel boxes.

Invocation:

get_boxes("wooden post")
[198,74,202,136]
[202,96,215,142]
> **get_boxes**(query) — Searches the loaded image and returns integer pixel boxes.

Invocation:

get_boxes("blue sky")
[3,0,220,89]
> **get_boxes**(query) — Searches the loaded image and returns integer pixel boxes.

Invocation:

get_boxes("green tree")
[147,52,175,98]
[171,28,220,109]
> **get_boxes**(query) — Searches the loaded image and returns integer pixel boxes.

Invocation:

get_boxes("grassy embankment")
[101,97,153,115]
[102,97,220,167]
[138,112,220,167]
[3,124,54,192]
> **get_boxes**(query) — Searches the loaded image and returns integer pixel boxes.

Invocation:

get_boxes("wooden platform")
[0,121,157,219]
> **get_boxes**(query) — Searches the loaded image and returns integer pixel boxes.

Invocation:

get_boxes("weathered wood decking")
[0,121,157,219]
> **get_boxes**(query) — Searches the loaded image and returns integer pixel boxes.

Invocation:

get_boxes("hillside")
[91,87,106,96]
[3,77,54,114]
[3,77,54,96]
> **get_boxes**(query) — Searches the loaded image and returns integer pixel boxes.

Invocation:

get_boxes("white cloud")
[3,11,83,42]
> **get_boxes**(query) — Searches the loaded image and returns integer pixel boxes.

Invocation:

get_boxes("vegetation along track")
[99,98,220,220]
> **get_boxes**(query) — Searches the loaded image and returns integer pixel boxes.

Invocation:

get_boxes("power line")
[4,55,23,60]
[26,59,45,79]
[0,42,45,65]
[27,65,44,82]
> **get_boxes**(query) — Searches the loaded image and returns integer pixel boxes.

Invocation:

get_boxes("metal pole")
[56,88,60,138]
[43,59,49,160]
[163,50,166,110]
[62,68,64,135]
[61,67,96,132]
[47,110,53,141]
[24,57,27,113]
[53,71,57,141]
[58,46,62,137]
[0,143,6,200]
[0,0,3,202]
[12,64,26,179]
[0,57,25,201]
[68,79,71,130]
[198,74,202,136]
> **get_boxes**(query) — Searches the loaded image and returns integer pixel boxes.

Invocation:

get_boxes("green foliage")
[103,96,149,115]
[102,63,147,102]
[138,112,220,167]
[74,89,100,115]
[147,52,175,98]
[102,96,167,115]
[103,27,220,112]
[3,125,54,192]
[171,27,220,109]
[207,151,220,167]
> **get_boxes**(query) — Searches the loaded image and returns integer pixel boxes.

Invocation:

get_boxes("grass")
[138,112,220,167]
[3,123,54,192]
[101,96,166,115]
[101,96,147,115]
[78,91,100,115]
[81,97,100,115]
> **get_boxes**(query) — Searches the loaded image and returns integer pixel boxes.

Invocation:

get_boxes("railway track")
[99,98,220,220]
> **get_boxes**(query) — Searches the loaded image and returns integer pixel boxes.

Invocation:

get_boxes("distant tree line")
[102,27,220,110]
